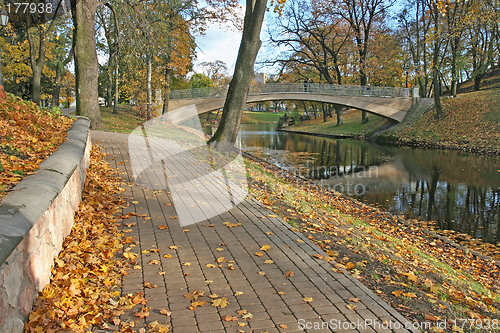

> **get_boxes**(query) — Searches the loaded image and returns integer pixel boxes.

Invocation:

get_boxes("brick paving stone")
[91,131,418,333]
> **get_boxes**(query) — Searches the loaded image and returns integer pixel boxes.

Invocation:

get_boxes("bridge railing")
[169,83,411,100]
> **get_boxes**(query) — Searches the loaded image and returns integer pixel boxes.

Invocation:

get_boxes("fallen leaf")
[296,239,305,243]
[222,315,237,321]
[425,314,439,321]
[254,252,264,257]
[260,245,271,251]
[403,292,417,298]
[148,260,159,265]
[238,322,246,327]
[144,282,157,289]
[209,293,219,299]
[183,262,191,266]
[169,246,179,250]
[223,222,242,227]
[258,271,266,275]
[216,257,226,263]
[158,225,169,230]
[303,297,313,302]
[264,260,274,264]
[348,298,360,303]
[279,324,288,328]
[163,254,172,258]
[160,309,171,316]
[211,298,229,308]
[184,290,204,301]
[205,263,216,268]
[241,312,253,319]
[284,271,295,279]
[234,291,244,296]
[189,300,208,310]
[216,248,224,252]
[392,290,403,297]
[346,304,356,310]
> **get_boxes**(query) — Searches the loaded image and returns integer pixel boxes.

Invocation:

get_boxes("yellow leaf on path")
[303,297,313,302]
[123,252,138,260]
[132,201,139,204]
[222,315,237,321]
[254,252,264,257]
[209,293,219,299]
[280,324,288,329]
[223,222,242,227]
[392,290,403,297]
[163,254,172,258]
[346,304,356,310]
[216,248,224,252]
[267,214,277,218]
[234,291,244,296]
[158,225,168,230]
[264,260,274,264]
[183,262,191,266]
[189,300,207,310]
[296,239,305,243]
[348,298,360,303]
[169,246,179,250]
[148,260,159,265]
[238,322,246,326]
[133,265,142,269]
[216,257,226,263]
[258,271,266,275]
[211,297,229,308]
[160,309,171,316]
[205,264,216,268]
[184,290,204,301]
[260,245,271,251]
[144,282,157,288]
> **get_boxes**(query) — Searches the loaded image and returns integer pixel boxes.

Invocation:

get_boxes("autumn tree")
[334,0,395,123]
[199,60,231,86]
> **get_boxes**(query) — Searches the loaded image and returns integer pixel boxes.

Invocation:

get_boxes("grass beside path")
[283,110,389,137]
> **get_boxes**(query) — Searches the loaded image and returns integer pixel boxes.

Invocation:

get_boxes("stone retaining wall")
[0,117,91,332]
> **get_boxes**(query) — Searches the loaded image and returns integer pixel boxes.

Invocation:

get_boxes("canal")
[205,123,500,244]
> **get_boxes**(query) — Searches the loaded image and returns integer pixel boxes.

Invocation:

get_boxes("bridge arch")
[167,84,416,124]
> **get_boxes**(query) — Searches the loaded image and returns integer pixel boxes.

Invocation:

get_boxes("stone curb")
[0,116,90,265]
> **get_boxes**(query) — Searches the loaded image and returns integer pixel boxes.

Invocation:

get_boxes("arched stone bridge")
[167,83,418,123]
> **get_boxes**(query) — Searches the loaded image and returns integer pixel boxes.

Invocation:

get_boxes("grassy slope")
[283,110,390,137]
[380,89,500,153]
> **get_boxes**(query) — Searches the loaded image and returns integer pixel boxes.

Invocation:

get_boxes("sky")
[193,7,275,75]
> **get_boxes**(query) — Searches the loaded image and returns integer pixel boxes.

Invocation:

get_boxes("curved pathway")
[92,130,418,333]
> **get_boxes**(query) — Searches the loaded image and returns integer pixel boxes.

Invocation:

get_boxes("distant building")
[254,73,268,84]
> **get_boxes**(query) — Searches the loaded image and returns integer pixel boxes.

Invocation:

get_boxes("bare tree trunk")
[208,0,268,151]
[113,56,119,114]
[146,52,153,120]
[107,53,113,107]
[162,64,171,114]
[71,0,103,129]
[335,104,343,126]
[51,64,62,107]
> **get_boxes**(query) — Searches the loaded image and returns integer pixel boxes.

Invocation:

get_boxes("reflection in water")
[203,123,500,244]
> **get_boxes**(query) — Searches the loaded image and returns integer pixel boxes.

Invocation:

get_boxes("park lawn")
[382,88,500,152]
[285,109,389,137]
[241,110,287,123]
[99,105,145,133]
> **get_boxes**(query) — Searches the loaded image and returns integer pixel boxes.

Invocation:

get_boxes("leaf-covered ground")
[24,145,143,333]
[245,155,500,333]
[0,87,74,198]
[387,89,500,154]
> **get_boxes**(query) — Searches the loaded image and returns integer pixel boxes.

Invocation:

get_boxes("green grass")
[241,111,286,124]
[99,105,145,133]
[285,110,389,137]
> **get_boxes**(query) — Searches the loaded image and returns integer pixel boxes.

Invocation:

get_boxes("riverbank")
[284,87,500,156]
[243,152,500,331]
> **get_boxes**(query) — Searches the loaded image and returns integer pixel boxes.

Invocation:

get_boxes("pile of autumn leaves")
[0,87,74,198]
[24,146,140,332]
